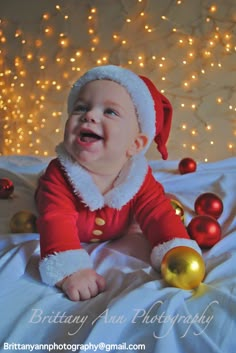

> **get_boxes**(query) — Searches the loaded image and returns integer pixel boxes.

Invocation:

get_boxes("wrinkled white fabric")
[0,156,235,353]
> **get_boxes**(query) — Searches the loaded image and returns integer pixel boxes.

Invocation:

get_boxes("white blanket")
[0,156,235,353]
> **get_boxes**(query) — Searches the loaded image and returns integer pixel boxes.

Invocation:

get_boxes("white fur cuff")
[39,249,93,286]
[150,238,202,271]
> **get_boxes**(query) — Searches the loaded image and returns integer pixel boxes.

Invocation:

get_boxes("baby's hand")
[56,268,106,301]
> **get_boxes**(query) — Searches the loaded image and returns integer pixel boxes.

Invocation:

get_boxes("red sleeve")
[35,159,82,258]
[133,167,189,247]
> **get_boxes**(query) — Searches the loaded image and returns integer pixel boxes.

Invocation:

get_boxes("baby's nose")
[84,108,101,123]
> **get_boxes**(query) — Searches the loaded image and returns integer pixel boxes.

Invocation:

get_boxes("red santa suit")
[36,144,201,286]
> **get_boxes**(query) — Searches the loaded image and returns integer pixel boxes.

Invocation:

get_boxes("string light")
[210,5,217,12]
[42,13,50,20]
[0,1,235,161]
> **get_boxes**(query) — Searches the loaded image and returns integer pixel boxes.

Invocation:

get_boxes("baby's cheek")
[64,123,77,141]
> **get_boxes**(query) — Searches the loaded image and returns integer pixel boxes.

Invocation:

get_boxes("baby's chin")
[62,140,131,174]
[64,146,101,168]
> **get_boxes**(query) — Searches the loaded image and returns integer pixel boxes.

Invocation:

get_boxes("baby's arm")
[56,269,106,301]
[36,160,105,300]
[134,168,202,269]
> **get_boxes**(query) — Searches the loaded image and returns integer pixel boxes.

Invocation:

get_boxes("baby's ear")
[127,133,149,157]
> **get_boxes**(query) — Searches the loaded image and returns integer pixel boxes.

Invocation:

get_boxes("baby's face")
[63,80,147,175]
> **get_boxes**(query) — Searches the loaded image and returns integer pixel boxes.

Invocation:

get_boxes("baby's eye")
[73,104,88,113]
[105,108,119,117]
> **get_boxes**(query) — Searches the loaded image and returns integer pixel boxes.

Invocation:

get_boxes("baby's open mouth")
[79,131,103,143]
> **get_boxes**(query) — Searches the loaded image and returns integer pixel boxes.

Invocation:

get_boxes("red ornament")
[187,215,221,248]
[0,178,14,199]
[194,192,223,219]
[178,158,197,174]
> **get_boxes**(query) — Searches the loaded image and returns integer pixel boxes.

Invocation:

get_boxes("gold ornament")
[170,199,185,223]
[10,210,37,233]
[161,246,205,290]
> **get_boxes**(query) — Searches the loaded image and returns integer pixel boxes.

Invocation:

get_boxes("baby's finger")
[96,274,106,292]
[79,286,93,301]
[66,287,81,301]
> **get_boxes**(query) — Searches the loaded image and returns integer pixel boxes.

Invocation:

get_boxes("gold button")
[92,229,103,236]
[90,238,101,243]
[95,217,106,226]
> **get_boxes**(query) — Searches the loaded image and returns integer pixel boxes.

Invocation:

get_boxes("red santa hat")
[67,65,172,159]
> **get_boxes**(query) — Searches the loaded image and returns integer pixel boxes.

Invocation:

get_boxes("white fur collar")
[56,143,148,211]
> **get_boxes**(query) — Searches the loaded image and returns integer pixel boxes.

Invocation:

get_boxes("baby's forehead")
[76,79,139,117]
[77,79,135,103]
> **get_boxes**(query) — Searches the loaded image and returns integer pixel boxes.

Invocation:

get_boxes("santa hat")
[67,65,172,159]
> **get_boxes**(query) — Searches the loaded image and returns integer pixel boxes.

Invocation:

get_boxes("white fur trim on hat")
[67,65,156,153]
[150,238,202,271]
[39,249,93,286]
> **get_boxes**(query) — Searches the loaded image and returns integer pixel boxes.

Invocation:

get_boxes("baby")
[36,65,201,301]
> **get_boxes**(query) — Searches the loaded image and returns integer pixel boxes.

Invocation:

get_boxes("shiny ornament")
[161,246,205,290]
[0,178,14,199]
[10,210,37,233]
[170,199,185,223]
[187,215,221,248]
[194,192,223,219]
[178,158,197,174]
